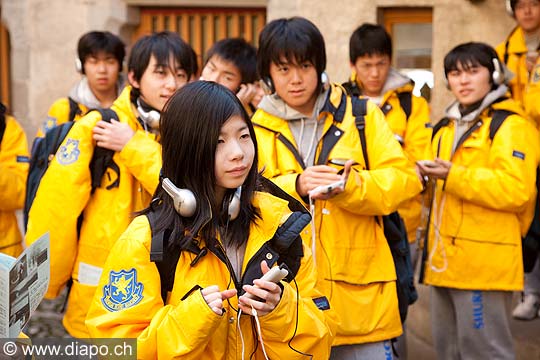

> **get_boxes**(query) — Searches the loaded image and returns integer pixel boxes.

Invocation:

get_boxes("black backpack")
[351,96,418,323]
[24,107,121,229]
[430,109,540,273]
[146,177,310,304]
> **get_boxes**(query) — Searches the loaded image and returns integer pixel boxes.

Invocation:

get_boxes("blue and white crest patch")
[101,268,144,312]
[56,138,80,165]
[43,116,57,133]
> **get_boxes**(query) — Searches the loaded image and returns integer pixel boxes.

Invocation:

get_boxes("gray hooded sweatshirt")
[257,88,330,167]
[443,84,509,155]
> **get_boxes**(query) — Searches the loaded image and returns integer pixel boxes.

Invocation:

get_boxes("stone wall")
[268,0,516,121]
[0,0,518,137]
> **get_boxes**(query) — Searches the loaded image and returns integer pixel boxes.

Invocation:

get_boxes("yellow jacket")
[252,84,423,345]
[0,115,29,257]
[424,98,539,291]
[496,26,529,107]
[37,97,88,137]
[523,56,540,129]
[380,85,431,243]
[346,76,432,243]
[86,191,335,359]
[26,86,161,337]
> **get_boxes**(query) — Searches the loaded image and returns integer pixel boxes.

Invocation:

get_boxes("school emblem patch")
[101,268,144,312]
[533,64,540,83]
[56,138,80,165]
[43,116,57,133]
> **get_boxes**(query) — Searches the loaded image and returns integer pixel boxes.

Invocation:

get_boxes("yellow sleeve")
[402,95,432,162]
[0,116,29,210]
[86,216,224,360]
[332,102,423,215]
[26,112,100,297]
[257,242,336,359]
[119,130,161,195]
[445,116,539,211]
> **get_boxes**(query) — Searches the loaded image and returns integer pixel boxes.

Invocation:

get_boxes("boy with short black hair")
[253,16,422,359]
[200,37,259,114]
[343,23,431,256]
[418,42,539,359]
[26,31,198,338]
[39,31,126,136]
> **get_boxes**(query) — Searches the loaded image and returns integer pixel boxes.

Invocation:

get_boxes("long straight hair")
[144,81,259,250]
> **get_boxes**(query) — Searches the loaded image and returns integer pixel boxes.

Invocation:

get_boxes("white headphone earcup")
[321,71,329,90]
[75,58,83,73]
[177,189,197,217]
[227,187,241,220]
[162,178,197,217]
[492,58,505,85]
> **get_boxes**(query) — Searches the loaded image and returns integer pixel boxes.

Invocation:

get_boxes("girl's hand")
[201,285,237,315]
[238,261,283,316]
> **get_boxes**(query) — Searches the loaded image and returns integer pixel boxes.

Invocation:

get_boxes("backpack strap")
[351,97,369,169]
[147,208,181,304]
[0,102,6,146]
[503,26,520,65]
[397,91,412,121]
[341,80,361,97]
[89,108,121,193]
[67,97,82,123]
[431,117,451,140]
[489,109,514,141]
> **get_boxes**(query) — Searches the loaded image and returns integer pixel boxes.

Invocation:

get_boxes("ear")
[128,71,140,89]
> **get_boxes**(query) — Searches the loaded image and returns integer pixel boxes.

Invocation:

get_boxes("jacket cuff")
[443,164,465,193]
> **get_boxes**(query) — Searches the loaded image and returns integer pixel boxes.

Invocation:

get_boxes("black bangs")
[444,42,497,77]
[258,17,326,81]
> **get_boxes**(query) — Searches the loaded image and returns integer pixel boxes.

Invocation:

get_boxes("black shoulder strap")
[89,108,121,193]
[503,26,520,65]
[351,97,370,169]
[0,102,6,146]
[147,209,181,304]
[397,91,412,121]
[431,117,451,140]
[341,80,361,97]
[67,97,82,123]
[489,109,514,141]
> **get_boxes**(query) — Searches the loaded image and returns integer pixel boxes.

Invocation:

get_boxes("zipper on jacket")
[212,241,242,291]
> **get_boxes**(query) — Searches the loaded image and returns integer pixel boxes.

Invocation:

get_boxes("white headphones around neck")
[137,99,160,129]
[162,177,241,220]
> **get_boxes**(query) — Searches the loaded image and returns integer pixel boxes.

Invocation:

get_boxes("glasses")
[515,0,540,11]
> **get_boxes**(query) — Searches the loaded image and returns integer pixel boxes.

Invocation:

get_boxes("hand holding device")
[242,266,288,300]
[417,160,437,168]
[308,180,345,197]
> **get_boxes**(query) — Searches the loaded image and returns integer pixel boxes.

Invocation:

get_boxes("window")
[379,7,433,100]
[133,7,266,67]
